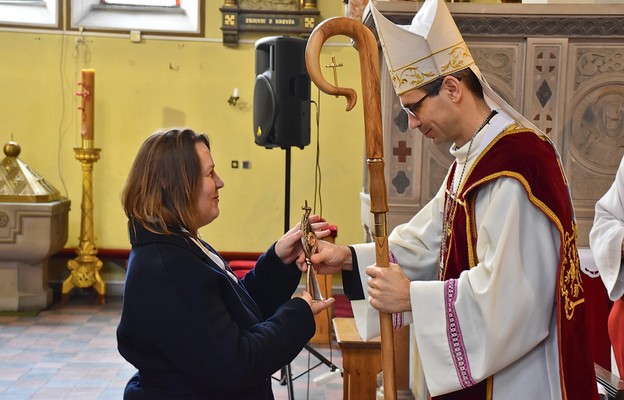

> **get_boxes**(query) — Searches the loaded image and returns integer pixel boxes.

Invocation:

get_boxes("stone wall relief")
[570,85,624,172]
[525,40,566,147]
[472,44,521,109]
[569,45,624,171]
[563,43,624,244]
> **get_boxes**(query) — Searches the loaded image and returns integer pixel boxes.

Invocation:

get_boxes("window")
[100,0,179,6]
[0,0,60,29]
[69,0,203,36]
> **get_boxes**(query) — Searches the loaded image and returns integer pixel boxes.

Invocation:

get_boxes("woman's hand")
[275,215,330,264]
[299,290,335,315]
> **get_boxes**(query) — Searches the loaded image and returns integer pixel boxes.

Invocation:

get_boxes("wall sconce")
[228,87,240,106]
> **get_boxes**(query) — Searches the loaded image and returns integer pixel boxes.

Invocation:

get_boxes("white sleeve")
[590,156,624,300]
[410,178,559,395]
[349,184,444,340]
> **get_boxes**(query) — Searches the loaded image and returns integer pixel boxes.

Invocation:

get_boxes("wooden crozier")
[305,17,397,400]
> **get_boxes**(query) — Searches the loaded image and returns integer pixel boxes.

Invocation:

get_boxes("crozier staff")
[305,14,397,399]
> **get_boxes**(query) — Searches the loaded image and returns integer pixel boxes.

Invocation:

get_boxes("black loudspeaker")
[254,36,311,149]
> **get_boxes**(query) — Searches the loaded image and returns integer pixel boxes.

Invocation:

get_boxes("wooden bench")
[333,317,381,400]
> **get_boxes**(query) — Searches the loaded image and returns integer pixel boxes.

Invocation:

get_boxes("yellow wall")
[0,2,368,252]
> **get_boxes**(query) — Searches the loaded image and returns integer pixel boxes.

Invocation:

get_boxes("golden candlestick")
[62,148,105,304]
[62,70,105,304]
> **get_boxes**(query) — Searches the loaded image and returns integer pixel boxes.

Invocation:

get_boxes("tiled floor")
[0,294,343,400]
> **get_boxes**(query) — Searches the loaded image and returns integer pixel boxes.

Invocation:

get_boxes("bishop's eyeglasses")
[401,75,460,118]
[402,92,431,118]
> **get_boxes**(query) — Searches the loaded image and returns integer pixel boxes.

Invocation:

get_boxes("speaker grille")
[253,74,276,147]
[253,36,310,149]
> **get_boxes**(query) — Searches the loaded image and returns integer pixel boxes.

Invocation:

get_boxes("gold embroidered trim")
[389,41,476,95]
[465,196,477,268]
[441,44,473,73]
[561,226,584,320]
[391,68,437,95]
[486,376,493,400]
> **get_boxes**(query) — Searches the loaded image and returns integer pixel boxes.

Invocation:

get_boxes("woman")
[117,128,334,399]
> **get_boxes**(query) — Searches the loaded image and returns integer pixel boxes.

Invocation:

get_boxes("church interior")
[1,0,624,399]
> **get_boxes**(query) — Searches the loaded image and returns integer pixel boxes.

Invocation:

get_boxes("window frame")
[67,0,204,37]
[0,0,61,30]
[100,0,180,5]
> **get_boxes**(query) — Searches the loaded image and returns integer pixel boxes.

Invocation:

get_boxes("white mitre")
[369,0,539,131]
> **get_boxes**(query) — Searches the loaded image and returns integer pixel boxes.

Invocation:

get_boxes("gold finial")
[325,56,343,97]
[4,140,20,158]
[0,139,62,202]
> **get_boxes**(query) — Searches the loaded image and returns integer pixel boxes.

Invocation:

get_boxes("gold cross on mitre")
[325,55,343,97]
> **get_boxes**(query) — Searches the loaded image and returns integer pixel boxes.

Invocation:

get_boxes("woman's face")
[195,142,224,227]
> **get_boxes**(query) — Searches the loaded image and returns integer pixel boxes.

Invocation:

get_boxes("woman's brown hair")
[122,128,210,237]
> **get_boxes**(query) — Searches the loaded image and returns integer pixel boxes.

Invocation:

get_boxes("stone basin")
[0,199,70,311]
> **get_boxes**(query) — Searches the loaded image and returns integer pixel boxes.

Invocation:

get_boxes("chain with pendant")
[438,110,497,280]
[439,172,460,280]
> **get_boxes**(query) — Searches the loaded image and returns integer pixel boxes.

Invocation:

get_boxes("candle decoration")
[76,69,95,148]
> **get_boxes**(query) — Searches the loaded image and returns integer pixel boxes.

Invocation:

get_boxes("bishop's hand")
[305,240,353,274]
[366,262,412,314]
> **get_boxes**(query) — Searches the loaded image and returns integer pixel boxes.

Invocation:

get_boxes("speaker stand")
[284,147,291,234]
[277,147,340,399]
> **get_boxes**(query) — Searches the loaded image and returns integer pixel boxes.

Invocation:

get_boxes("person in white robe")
[307,0,599,399]
[590,155,624,377]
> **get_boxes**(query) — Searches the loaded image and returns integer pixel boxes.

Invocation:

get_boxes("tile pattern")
[0,295,343,400]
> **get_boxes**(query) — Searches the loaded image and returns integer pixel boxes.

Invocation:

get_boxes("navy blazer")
[117,221,316,399]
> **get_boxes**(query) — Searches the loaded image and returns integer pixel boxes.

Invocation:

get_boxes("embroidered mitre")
[370,0,474,95]
[369,0,539,132]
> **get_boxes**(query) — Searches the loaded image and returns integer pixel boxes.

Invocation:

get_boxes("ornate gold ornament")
[560,227,584,320]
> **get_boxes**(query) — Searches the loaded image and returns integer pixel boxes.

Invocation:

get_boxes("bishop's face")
[400,77,461,146]
[195,142,224,227]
